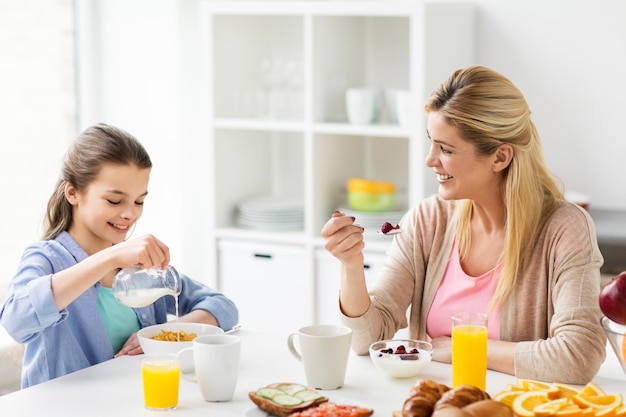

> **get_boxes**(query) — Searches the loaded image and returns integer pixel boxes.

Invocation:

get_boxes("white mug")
[346,88,378,125]
[395,91,411,127]
[287,324,352,390]
[177,334,241,402]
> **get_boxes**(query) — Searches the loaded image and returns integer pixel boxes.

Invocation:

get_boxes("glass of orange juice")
[451,312,488,390]
[142,354,181,410]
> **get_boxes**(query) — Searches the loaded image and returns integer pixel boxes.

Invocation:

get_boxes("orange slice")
[580,407,597,416]
[555,404,585,417]
[554,382,582,399]
[596,406,619,417]
[516,378,533,390]
[572,393,623,410]
[579,382,607,397]
[518,378,561,399]
[513,391,551,417]
[532,383,561,400]
[494,390,523,408]
[534,398,569,416]
[615,405,626,416]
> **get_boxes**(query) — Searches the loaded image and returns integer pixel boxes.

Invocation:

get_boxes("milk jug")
[112,265,181,308]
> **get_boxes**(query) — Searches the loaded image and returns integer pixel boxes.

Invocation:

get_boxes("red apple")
[599,271,626,325]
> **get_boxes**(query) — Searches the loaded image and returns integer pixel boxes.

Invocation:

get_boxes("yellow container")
[142,355,180,410]
[451,313,488,391]
[347,178,396,212]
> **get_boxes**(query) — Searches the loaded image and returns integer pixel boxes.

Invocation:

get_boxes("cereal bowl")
[600,316,626,375]
[369,339,433,378]
[138,322,224,372]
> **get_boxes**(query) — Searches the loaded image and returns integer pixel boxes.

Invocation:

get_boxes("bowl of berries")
[369,339,433,378]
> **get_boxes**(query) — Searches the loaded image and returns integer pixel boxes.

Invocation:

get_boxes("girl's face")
[425,111,501,202]
[66,163,151,254]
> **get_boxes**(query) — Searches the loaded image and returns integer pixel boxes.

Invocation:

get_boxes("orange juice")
[142,357,180,410]
[452,323,488,390]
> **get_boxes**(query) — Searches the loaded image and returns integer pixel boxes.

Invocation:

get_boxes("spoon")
[354,223,403,236]
[377,228,403,236]
[225,324,242,334]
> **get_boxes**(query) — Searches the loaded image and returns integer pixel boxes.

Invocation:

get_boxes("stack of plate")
[237,196,304,231]
[339,207,406,238]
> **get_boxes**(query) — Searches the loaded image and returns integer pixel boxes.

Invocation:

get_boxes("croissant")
[401,380,451,417]
[434,384,491,409]
[409,379,451,398]
[430,404,472,417]
[462,399,513,417]
[431,400,513,417]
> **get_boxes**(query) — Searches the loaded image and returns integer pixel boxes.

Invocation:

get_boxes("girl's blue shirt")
[0,231,238,388]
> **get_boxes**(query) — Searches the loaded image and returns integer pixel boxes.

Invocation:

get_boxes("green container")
[347,178,396,212]
[348,192,395,212]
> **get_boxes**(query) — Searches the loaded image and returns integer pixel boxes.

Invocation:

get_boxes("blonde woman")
[321,66,605,384]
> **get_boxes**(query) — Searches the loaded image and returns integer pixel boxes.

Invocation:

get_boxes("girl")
[0,123,238,388]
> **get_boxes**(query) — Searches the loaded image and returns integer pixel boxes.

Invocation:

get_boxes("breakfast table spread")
[0,329,624,416]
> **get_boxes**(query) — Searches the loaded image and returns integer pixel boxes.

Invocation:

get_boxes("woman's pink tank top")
[426,240,502,339]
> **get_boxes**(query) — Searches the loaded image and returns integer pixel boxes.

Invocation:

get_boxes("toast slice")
[248,383,328,417]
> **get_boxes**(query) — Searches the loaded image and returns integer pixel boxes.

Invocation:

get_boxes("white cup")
[177,334,241,402]
[396,91,411,127]
[287,324,352,390]
[346,88,378,125]
[384,89,400,124]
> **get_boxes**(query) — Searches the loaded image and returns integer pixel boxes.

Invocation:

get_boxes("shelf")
[182,0,476,328]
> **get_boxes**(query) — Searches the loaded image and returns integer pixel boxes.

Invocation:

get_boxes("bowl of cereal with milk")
[138,322,223,372]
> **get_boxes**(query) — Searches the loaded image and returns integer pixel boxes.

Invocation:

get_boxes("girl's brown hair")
[42,123,152,240]
[424,66,565,303]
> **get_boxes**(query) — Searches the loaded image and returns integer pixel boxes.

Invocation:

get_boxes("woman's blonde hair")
[424,66,565,302]
[42,123,152,240]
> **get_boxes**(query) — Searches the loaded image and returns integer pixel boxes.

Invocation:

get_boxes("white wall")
[76,0,626,212]
[0,0,76,293]
[3,0,625,290]
[75,0,188,270]
[468,0,626,208]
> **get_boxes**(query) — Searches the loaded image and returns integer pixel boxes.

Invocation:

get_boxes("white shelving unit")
[180,1,475,332]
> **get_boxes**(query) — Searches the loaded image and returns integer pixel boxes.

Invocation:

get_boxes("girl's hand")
[111,234,170,270]
[321,211,365,267]
[114,332,143,357]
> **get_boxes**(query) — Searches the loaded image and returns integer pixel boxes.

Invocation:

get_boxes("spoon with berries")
[378,221,402,235]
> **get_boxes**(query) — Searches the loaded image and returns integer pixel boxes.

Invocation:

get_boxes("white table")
[0,330,624,416]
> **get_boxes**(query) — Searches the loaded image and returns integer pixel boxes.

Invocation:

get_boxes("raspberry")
[381,222,395,234]
[394,345,407,354]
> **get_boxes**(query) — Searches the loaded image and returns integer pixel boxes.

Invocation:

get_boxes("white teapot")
[112,265,181,308]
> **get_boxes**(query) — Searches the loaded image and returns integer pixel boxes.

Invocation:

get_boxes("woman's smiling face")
[66,163,151,254]
[425,110,500,202]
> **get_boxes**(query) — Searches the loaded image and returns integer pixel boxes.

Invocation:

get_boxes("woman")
[321,66,605,384]
[0,123,238,388]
